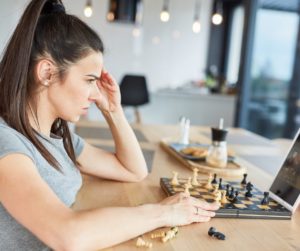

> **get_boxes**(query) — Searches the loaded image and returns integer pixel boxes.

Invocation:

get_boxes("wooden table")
[73,121,300,251]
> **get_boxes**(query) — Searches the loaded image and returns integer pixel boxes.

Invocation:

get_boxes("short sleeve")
[0,126,36,164]
[71,132,85,157]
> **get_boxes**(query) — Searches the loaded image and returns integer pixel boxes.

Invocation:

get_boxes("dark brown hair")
[0,0,104,170]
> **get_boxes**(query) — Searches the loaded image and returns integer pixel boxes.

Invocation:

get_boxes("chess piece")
[208,227,226,240]
[226,184,230,196]
[187,177,192,188]
[184,183,190,196]
[221,190,228,204]
[205,174,213,189]
[228,187,235,200]
[151,231,165,239]
[192,168,199,186]
[206,119,228,168]
[241,173,247,185]
[232,191,240,204]
[136,237,153,248]
[261,191,270,205]
[213,183,219,194]
[245,182,253,197]
[212,173,218,184]
[171,171,179,186]
[162,227,179,243]
[218,178,223,190]
[214,191,222,204]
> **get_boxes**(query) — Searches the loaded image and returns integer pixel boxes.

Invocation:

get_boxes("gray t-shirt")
[0,118,84,250]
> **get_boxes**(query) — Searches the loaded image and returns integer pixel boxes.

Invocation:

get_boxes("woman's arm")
[77,108,148,182]
[0,154,218,251]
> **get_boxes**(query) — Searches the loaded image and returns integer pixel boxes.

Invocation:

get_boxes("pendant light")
[84,0,93,18]
[212,0,223,25]
[192,0,201,33]
[160,0,170,22]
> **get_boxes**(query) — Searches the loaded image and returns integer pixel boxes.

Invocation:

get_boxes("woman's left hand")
[95,70,121,113]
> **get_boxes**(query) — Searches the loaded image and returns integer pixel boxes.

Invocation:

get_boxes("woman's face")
[47,51,103,122]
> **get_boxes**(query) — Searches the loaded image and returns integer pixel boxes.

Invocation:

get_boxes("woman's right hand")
[160,193,219,227]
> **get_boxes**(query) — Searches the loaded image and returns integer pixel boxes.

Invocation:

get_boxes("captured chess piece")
[208,227,226,240]
[151,231,165,239]
[206,118,228,168]
[162,227,179,243]
[136,237,153,248]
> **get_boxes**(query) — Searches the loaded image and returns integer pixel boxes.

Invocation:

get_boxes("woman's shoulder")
[0,118,36,159]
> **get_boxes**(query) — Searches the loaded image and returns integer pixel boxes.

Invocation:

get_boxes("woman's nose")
[88,82,101,101]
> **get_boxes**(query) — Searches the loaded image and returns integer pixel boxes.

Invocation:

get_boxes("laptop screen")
[269,130,300,207]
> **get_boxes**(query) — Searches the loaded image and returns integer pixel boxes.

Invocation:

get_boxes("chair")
[119,74,149,123]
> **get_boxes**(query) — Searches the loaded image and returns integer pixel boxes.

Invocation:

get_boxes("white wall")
[0,0,212,92]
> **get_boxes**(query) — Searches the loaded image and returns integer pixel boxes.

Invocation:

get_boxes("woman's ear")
[36,59,54,87]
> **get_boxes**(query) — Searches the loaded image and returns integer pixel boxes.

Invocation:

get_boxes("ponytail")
[0,0,104,170]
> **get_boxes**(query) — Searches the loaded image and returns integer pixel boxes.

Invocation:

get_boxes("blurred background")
[1,0,300,139]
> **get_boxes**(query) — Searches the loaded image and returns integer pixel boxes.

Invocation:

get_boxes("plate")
[169,142,235,162]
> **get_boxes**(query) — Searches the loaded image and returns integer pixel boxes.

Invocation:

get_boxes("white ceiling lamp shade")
[84,0,93,18]
[160,0,170,22]
[192,0,201,33]
[212,0,223,25]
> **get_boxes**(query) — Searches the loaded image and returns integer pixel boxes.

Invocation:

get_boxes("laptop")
[269,128,300,214]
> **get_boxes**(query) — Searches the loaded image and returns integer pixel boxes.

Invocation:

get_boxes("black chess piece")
[218,178,223,190]
[208,227,226,240]
[245,182,253,198]
[226,184,230,196]
[232,191,240,204]
[261,191,270,205]
[241,173,247,185]
[212,173,218,184]
[228,187,235,200]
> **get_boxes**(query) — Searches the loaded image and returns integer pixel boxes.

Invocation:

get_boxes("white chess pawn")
[171,171,179,186]
[205,174,213,189]
[214,191,222,204]
[221,190,228,204]
[184,183,190,196]
[187,177,192,188]
[192,168,199,186]
[213,184,219,194]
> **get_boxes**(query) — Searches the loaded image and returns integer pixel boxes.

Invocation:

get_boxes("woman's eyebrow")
[85,74,100,80]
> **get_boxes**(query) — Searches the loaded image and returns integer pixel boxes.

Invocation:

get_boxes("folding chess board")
[160,177,292,219]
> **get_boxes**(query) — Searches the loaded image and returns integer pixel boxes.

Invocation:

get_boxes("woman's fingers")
[193,216,212,223]
[187,196,220,211]
[194,207,216,217]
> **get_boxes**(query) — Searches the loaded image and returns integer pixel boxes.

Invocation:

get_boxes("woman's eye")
[87,79,96,85]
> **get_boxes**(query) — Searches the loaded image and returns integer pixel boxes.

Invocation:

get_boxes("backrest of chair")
[120,75,149,106]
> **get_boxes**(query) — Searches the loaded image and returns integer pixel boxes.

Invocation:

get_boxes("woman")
[0,0,219,250]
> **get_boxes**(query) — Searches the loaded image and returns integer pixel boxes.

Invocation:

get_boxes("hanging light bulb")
[192,20,201,33]
[160,0,170,22]
[192,0,201,33]
[84,0,93,18]
[212,0,223,25]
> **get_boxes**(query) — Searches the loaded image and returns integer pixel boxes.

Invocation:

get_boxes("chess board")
[160,177,292,220]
